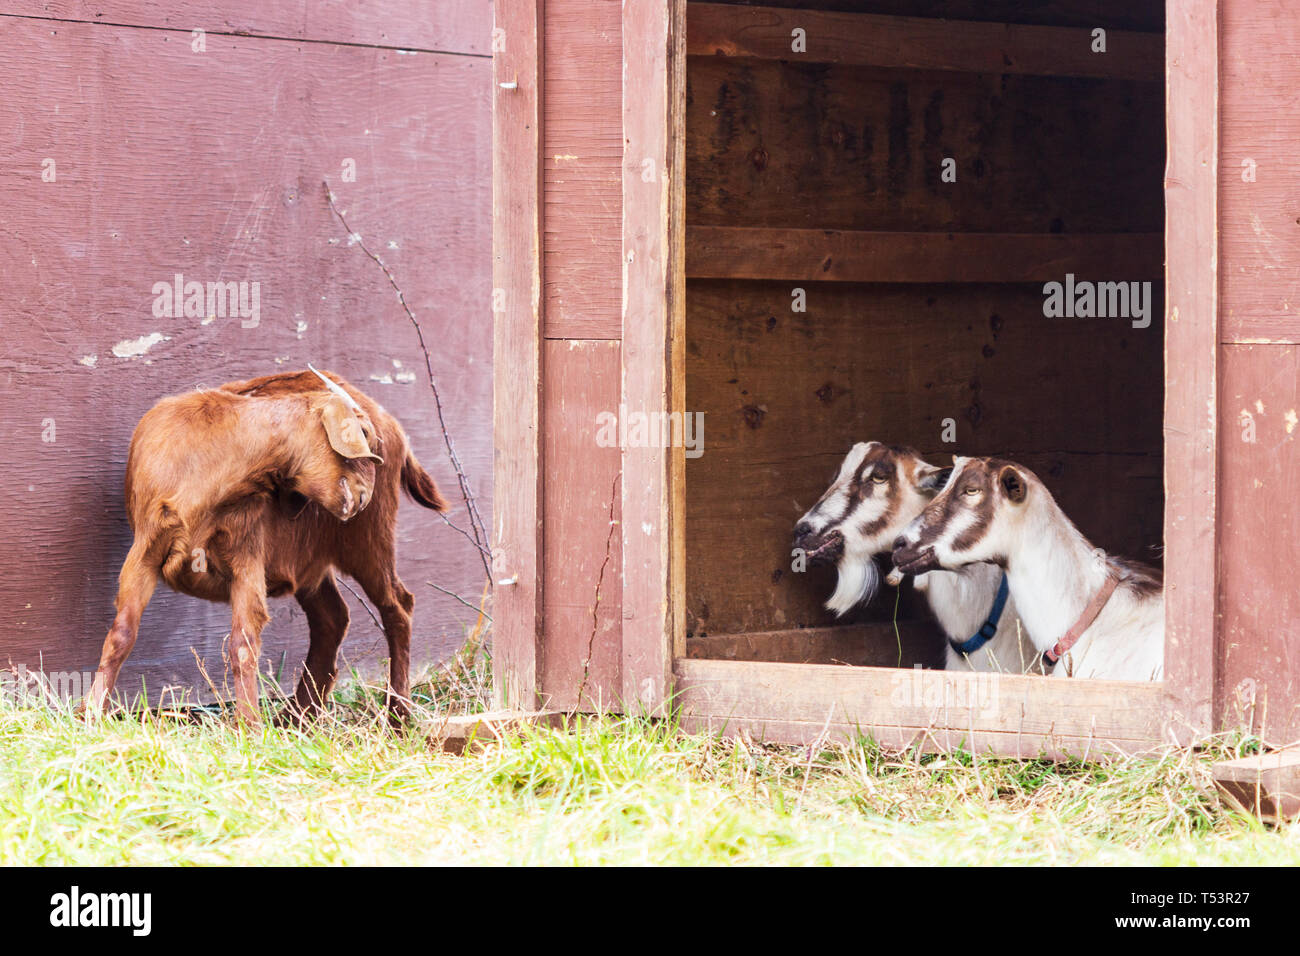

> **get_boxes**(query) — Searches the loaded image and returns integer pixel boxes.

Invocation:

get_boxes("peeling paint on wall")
[111,332,169,359]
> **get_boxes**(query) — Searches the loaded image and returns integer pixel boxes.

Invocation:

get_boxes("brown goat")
[85,369,448,724]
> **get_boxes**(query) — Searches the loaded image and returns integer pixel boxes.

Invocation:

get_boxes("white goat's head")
[793,442,950,616]
[892,456,1034,575]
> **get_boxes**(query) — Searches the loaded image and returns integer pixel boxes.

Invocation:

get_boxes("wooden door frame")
[491,0,544,709]
[493,0,1219,745]
[651,0,1220,753]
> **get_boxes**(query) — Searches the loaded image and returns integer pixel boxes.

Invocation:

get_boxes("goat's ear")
[321,397,384,463]
[998,465,1028,503]
[916,464,952,493]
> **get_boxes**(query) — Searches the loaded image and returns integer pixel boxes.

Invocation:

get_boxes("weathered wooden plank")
[540,340,623,711]
[491,0,543,710]
[675,658,1169,753]
[687,228,1164,283]
[1217,345,1300,743]
[687,54,1165,236]
[678,714,1157,759]
[620,0,676,714]
[687,621,945,669]
[1162,0,1218,741]
[1,1,489,55]
[0,19,490,703]
[687,280,1165,456]
[684,0,1165,33]
[1218,2,1300,344]
[1213,748,1300,823]
[687,4,1162,81]
[541,0,623,340]
[669,0,689,666]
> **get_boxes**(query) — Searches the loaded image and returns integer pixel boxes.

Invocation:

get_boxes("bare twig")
[439,511,493,561]
[337,577,389,660]
[426,580,493,622]
[337,577,384,633]
[322,179,491,582]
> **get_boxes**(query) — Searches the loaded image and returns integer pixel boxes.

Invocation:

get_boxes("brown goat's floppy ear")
[321,397,384,462]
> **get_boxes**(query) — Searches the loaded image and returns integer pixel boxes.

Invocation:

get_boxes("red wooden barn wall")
[0,2,493,703]
[1217,1,1300,742]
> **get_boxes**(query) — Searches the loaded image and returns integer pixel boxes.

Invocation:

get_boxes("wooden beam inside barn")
[686,621,945,669]
[686,228,1164,283]
[687,3,1163,82]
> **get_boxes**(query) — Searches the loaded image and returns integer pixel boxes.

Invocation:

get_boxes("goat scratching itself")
[892,456,1163,680]
[86,369,449,724]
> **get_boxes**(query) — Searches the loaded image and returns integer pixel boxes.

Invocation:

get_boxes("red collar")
[1041,571,1121,670]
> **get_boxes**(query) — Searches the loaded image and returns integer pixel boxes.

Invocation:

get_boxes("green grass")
[1,655,1296,865]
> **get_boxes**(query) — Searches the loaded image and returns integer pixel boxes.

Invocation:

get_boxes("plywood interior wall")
[684,0,1166,660]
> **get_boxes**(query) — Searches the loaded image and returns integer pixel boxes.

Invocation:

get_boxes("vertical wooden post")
[668,0,689,678]
[492,0,544,709]
[1163,0,1218,740]
[620,0,679,714]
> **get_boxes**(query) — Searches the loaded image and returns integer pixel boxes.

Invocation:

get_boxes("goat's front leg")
[85,539,161,717]
[227,560,271,725]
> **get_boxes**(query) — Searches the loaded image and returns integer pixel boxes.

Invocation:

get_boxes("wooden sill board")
[1212,748,1300,823]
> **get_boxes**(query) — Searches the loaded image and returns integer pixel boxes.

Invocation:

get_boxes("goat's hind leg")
[279,574,350,725]
[348,564,415,727]
[227,557,271,725]
[85,537,162,717]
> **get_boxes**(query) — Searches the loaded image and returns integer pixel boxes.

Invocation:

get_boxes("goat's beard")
[824,554,880,617]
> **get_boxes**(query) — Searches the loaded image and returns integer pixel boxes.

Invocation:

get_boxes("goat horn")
[308,364,362,412]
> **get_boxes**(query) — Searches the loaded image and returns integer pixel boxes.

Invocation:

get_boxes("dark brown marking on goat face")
[892,457,1022,573]
[852,453,901,538]
[897,461,983,564]
[795,443,928,562]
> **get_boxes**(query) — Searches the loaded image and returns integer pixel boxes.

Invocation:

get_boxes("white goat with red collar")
[892,456,1163,680]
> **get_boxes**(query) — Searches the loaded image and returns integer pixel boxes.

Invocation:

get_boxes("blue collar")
[948,572,1010,657]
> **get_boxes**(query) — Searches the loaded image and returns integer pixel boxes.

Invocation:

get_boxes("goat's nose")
[893,535,907,551]
[794,522,813,538]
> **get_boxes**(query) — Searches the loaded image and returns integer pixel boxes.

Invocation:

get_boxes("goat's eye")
[871,473,888,484]
[963,486,980,496]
